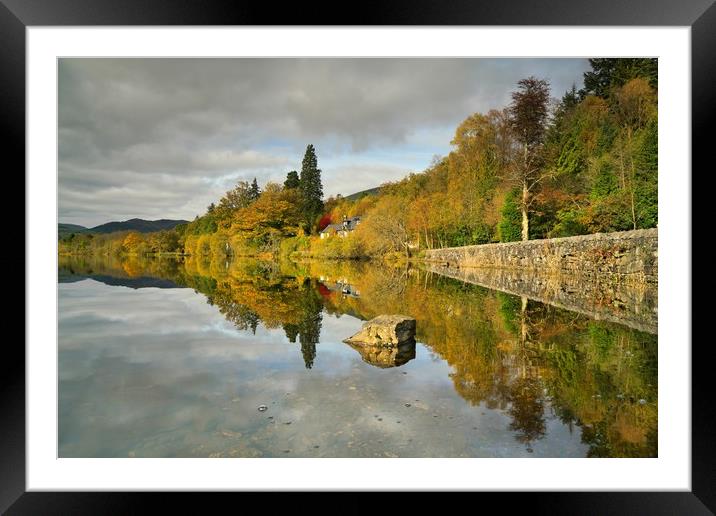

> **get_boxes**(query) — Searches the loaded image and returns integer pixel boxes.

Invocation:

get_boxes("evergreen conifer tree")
[249,178,261,200]
[299,145,324,233]
[284,170,300,189]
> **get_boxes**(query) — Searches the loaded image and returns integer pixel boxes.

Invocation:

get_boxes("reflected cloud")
[59,255,657,458]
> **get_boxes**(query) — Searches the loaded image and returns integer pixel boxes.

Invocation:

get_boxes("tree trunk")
[618,139,626,190]
[627,128,637,230]
[521,180,529,241]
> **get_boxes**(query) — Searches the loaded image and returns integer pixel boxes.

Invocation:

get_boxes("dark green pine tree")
[299,144,324,233]
[284,170,300,189]
[249,178,261,200]
[582,58,658,98]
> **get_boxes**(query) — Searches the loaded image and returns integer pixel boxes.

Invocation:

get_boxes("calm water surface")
[58,255,657,458]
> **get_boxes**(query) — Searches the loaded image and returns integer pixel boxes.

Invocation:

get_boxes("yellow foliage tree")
[122,232,144,254]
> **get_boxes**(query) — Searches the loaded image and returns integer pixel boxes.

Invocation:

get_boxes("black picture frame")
[5,0,709,513]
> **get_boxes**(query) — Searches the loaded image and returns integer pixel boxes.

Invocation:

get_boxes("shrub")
[498,189,522,242]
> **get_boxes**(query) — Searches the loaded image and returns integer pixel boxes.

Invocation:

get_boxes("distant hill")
[58,223,89,238]
[90,218,189,234]
[58,218,189,237]
[343,186,381,202]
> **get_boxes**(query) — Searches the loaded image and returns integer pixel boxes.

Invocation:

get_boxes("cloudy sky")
[59,58,590,227]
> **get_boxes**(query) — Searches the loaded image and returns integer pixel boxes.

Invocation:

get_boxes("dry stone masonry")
[423,229,658,333]
[423,229,657,283]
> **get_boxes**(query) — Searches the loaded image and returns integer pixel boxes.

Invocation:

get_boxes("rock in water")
[343,315,416,346]
[345,339,416,368]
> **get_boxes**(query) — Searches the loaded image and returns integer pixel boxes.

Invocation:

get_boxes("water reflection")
[345,339,417,368]
[59,254,657,457]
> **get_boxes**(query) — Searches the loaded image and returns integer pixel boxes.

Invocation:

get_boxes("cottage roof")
[320,223,342,234]
[320,216,361,233]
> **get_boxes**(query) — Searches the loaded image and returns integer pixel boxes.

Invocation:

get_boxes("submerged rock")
[343,315,416,346]
[345,339,416,368]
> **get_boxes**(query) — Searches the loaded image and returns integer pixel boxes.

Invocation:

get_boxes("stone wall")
[423,228,657,284]
[422,229,658,333]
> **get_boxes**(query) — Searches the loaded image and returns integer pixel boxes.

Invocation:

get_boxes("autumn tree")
[407,197,433,249]
[122,231,145,254]
[448,109,511,244]
[219,181,255,211]
[149,230,180,253]
[612,78,657,229]
[214,180,257,228]
[507,77,552,241]
[356,195,411,257]
[299,144,324,233]
[231,183,303,249]
[284,170,300,189]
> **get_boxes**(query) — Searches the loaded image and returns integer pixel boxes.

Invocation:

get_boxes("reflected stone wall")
[423,229,657,333]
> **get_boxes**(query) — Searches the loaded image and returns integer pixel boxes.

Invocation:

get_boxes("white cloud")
[59,58,591,226]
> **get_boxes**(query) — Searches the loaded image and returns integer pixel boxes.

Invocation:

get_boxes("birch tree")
[507,77,552,241]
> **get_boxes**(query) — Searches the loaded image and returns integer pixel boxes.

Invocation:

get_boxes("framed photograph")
[7,0,709,512]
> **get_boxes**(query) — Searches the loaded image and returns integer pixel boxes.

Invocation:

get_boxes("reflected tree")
[300,337,317,369]
[295,279,324,369]
[507,376,546,450]
[283,323,299,343]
